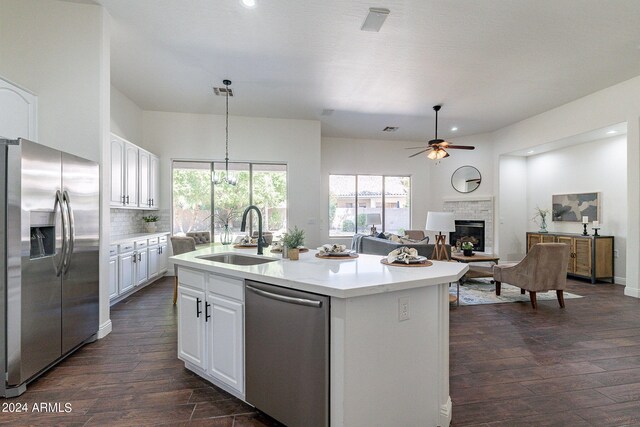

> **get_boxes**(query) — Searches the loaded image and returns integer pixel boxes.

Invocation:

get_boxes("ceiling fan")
[407,105,475,160]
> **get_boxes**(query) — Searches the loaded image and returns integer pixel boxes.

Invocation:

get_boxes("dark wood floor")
[2,276,640,426]
[450,278,640,426]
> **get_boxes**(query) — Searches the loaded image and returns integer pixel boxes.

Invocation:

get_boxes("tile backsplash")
[110,208,171,239]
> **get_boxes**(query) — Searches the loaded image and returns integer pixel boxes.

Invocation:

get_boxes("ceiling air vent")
[321,109,335,116]
[213,86,234,96]
[383,126,399,132]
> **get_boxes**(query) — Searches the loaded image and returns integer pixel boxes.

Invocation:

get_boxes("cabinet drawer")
[148,237,159,245]
[179,268,205,290]
[119,243,134,253]
[109,245,118,256]
[208,274,244,301]
[135,240,148,249]
[159,235,168,243]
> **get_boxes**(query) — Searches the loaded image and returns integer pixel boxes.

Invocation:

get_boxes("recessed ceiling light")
[527,150,535,154]
[241,0,256,8]
[451,127,458,132]
[607,130,617,134]
[361,8,390,32]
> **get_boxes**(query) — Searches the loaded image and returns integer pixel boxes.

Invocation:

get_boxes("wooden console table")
[526,232,614,284]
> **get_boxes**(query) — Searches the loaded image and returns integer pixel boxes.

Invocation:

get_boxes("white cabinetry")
[108,245,119,300]
[177,268,245,397]
[110,133,159,209]
[110,233,169,304]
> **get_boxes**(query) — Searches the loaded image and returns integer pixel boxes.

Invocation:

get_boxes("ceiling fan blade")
[445,145,475,150]
[408,148,431,158]
[405,146,429,150]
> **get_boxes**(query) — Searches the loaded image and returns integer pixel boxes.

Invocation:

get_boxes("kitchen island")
[171,245,468,427]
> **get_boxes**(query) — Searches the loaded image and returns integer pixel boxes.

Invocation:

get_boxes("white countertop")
[170,245,468,298]
[111,232,170,245]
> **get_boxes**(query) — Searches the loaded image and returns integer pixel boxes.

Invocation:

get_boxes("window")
[172,161,287,242]
[329,174,410,237]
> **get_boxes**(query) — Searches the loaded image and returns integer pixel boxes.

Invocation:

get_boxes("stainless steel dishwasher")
[245,280,329,427]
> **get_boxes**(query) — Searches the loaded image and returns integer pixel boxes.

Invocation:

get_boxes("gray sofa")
[352,235,451,259]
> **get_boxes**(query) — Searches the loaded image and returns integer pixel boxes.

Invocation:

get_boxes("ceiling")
[98,0,640,142]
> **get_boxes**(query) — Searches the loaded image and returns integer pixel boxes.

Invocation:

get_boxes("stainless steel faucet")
[240,205,266,255]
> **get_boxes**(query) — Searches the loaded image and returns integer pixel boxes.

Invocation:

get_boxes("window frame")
[328,173,411,238]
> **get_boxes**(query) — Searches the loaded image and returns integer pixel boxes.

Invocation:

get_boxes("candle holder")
[582,223,588,236]
[592,227,600,237]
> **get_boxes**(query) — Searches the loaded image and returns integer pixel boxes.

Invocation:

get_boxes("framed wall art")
[552,192,599,222]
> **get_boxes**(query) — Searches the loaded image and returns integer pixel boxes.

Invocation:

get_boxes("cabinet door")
[109,256,119,299]
[150,155,160,208]
[148,245,160,280]
[138,150,150,208]
[118,252,135,294]
[110,136,125,206]
[541,235,556,243]
[124,143,138,207]
[574,238,592,277]
[159,243,169,273]
[527,234,541,251]
[136,249,148,285]
[207,293,244,394]
[178,286,206,369]
[556,236,575,273]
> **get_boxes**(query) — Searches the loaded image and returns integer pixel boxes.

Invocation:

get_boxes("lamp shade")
[425,211,455,232]
[366,213,382,226]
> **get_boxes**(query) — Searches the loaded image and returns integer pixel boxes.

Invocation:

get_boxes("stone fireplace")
[443,196,494,253]
[450,220,485,251]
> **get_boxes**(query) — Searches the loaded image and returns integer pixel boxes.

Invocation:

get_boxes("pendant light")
[213,79,237,186]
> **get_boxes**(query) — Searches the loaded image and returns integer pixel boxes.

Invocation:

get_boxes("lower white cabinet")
[110,233,170,303]
[118,251,135,294]
[177,268,245,397]
[178,285,206,368]
[108,255,118,299]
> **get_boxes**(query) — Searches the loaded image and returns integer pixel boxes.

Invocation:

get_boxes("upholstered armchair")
[170,236,197,305]
[404,230,429,242]
[186,231,211,245]
[492,243,570,309]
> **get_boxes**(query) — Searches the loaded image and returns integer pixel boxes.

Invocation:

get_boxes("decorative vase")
[221,224,232,245]
[539,217,548,233]
[145,222,157,233]
[463,249,473,256]
[289,248,300,261]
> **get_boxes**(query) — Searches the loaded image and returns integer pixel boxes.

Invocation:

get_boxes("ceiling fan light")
[427,150,438,160]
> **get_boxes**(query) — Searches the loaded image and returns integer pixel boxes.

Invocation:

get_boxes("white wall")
[498,156,528,262]
[142,111,323,247]
[321,137,431,245]
[524,136,627,281]
[1,0,112,334]
[491,75,640,296]
[111,85,143,144]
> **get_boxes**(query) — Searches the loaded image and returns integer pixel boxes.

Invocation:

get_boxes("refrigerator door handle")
[54,190,68,277]
[62,191,75,274]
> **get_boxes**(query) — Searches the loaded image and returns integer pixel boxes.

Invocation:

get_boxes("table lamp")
[425,211,456,261]
[366,213,382,236]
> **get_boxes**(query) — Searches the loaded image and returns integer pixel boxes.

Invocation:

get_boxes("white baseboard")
[615,276,626,286]
[97,319,112,339]
[440,396,452,426]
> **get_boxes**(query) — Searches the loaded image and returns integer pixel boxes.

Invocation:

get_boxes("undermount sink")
[196,253,278,266]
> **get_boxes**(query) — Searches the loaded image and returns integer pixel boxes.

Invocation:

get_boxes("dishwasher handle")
[246,285,323,308]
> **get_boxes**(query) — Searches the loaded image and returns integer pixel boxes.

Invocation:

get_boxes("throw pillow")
[377,232,387,239]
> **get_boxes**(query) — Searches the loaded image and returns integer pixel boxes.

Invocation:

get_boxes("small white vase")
[145,222,157,233]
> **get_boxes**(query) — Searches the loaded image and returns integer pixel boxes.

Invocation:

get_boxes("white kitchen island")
[171,245,468,427]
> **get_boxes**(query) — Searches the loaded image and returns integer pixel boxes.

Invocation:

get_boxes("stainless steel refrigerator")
[0,138,99,397]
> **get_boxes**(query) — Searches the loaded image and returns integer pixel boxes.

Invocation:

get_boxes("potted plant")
[461,241,474,256]
[281,226,305,260]
[532,206,549,233]
[142,215,159,233]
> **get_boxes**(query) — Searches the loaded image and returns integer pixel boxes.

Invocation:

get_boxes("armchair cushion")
[493,243,570,292]
[186,231,211,245]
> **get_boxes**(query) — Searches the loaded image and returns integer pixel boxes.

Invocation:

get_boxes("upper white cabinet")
[110,133,160,209]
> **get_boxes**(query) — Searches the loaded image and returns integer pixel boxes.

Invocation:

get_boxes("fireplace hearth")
[449,220,485,252]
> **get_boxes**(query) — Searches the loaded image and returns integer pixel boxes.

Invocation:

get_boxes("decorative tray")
[380,258,433,267]
[315,252,359,259]
[234,244,258,248]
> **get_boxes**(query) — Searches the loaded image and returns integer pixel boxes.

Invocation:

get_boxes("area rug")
[451,279,583,306]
